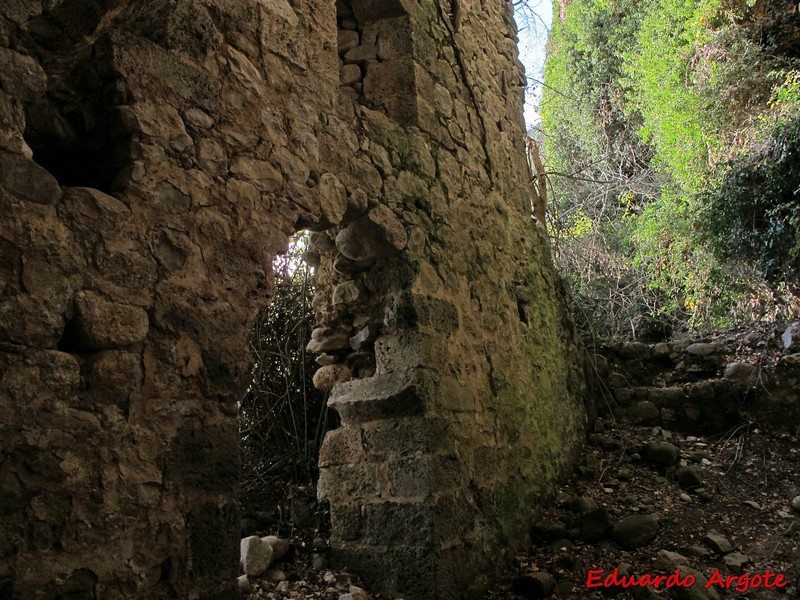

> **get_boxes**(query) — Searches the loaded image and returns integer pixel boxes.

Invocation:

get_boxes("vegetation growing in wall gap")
[239,233,335,512]
[541,0,800,338]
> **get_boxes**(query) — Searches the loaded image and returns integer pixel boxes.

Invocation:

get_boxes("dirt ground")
[241,417,799,599]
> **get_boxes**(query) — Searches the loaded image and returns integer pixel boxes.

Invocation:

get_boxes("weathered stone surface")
[313,363,353,390]
[578,508,613,542]
[781,322,800,351]
[702,530,734,555]
[643,441,680,466]
[611,514,659,549]
[723,361,756,383]
[510,572,555,599]
[241,536,273,576]
[0,151,61,204]
[674,466,704,491]
[70,291,149,350]
[261,536,291,561]
[335,205,408,261]
[686,342,717,356]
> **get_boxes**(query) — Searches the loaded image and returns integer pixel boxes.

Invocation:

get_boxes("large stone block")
[69,291,149,350]
[327,371,428,424]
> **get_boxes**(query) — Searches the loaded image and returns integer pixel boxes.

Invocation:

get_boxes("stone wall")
[0,1,587,598]
[313,1,587,598]
[588,326,800,434]
[1,1,337,598]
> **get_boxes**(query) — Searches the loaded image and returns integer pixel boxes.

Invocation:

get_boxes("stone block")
[318,426,366,467]
[335,204,407,262]
[387,455,429,497]
[0,152,61,205]
[317,463,380,504]
[364,501,433,545]
[376,17,413,60]
[329,504,364,541]
[364,59,418,124]
[313,363,352,390]
[383,291,457,332]
[82,350,142,408]
[240,535,273,576]
[362,417,429,456]
[327,371,428,424]
[69,291,149,350]
[0,48,47,101]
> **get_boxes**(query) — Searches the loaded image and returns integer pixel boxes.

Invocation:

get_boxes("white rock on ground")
[237,574,250,592]
[240,535,273,576]
[261,535,291,561]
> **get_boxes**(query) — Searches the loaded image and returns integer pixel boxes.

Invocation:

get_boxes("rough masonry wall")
[313,1,587,598]
[0,1,336,598]
[0,0,586,598]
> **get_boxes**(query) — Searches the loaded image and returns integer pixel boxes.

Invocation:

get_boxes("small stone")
[240,535,273,576]
[791,495,800,513]
[340,585,369,600]
[349,324,377,350]
[702,530,734,555]
[653,342,671,357]
[237,574,250,592]
[723,362,757,384]
[655,550,689,569]
[619,342,650,358]
[643,441,679,466]
[723,552,750,572]
[332,280,363,304]
[0,152,61,205]
[696,488,714,502]
[341,63,362,86]
[782,323,800,351]
[674,466,704,491]
[344,45,377,64]
[312,364,352,390]
[261,536,291,561]
[510,571,555,599]
[312,553,328,570]
[530,519,568,542]
[611,514,659,549]
[578,508,612,543]
[679,493,692,502]
[670,566,721,600]
[335,205,407,262]
[568,496,597,514]
[338,30,360,54]
[71,291,149,350]
[306,331,351,353]
[265,569,287,581]
[686,342,717,356]
[317,172,348,228]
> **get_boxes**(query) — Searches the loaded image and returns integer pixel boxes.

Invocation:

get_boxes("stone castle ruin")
[0,1,587,598]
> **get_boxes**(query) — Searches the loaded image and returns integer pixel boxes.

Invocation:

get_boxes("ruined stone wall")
[0,0,586,598]
[0,1,336,597]
[313,1,587,598]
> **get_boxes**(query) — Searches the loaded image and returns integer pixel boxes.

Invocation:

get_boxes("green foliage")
[542,0,800,336]
[702,112,800,281]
